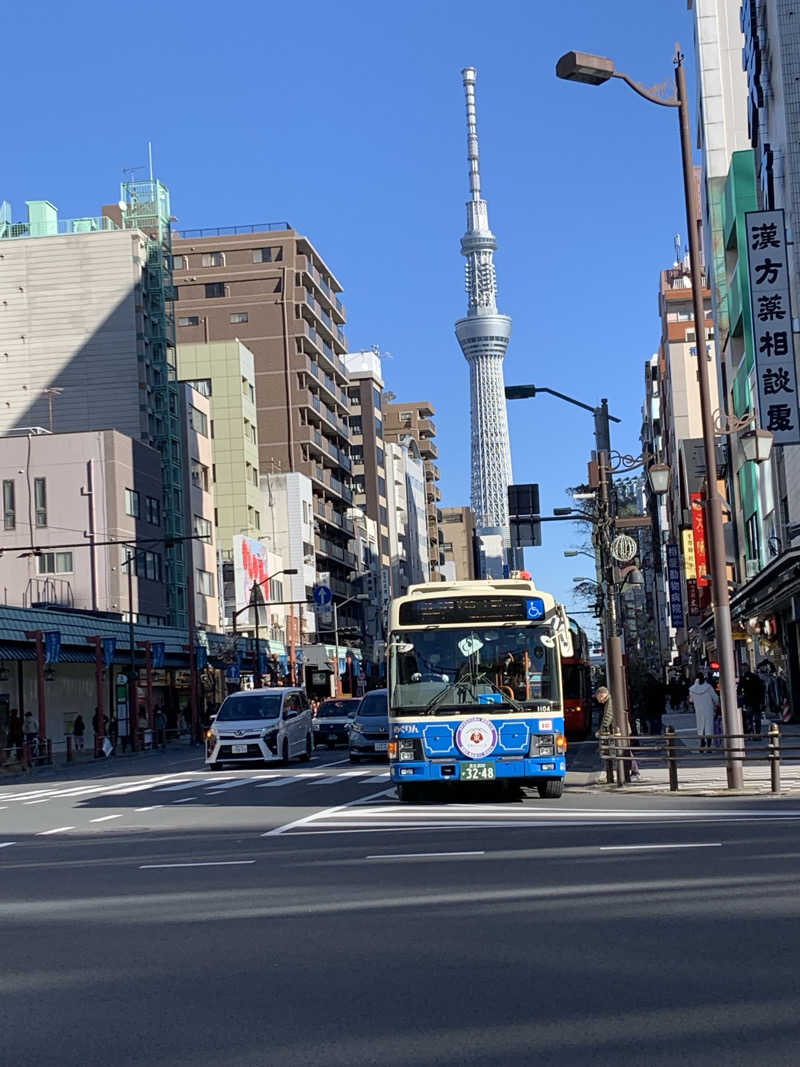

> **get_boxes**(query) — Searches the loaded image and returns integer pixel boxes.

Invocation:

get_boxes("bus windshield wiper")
[424,679,475,713]
[474,673,527,714]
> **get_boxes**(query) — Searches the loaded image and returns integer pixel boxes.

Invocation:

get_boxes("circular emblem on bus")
[456,718,497,760]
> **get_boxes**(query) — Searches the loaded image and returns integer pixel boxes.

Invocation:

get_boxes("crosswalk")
[0,768,391,808]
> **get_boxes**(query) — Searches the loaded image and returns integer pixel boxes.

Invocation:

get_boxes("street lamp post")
[556,46,746,788]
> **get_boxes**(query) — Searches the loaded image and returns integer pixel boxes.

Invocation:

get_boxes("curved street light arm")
[611,70,679,109]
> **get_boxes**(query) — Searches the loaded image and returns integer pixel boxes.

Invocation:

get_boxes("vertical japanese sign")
[681,530,697,580]
[666,543,684,628]
[745,209,800,444]
[690,493,709,587]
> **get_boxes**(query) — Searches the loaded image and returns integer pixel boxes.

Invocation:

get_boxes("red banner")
[690,493,709,587]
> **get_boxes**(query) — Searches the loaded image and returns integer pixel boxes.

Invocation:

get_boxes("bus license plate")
[460,762,495,781]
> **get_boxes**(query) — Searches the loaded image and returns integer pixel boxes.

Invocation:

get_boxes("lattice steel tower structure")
[454,67,513,531]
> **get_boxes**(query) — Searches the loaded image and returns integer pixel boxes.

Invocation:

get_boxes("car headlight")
[262,727,278,739]
[206,729,217,743]
[350,722,363,736]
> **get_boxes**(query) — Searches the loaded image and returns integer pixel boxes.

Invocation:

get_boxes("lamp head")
[556,51,616,86]
[647,463,672,496]
[740,428,773,465]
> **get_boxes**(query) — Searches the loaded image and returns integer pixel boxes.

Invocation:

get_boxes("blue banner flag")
[44,631,61,664]
[151,642,165,669]
[196,646,208,671]
[102,637,116,668]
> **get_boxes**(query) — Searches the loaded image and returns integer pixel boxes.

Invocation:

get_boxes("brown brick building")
[172,224,356,600]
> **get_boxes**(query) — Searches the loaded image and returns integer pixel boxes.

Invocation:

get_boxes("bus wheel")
[398,783,422,803]
[537,778,564,799]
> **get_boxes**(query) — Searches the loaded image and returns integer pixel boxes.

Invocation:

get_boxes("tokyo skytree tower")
[454,67,513,531]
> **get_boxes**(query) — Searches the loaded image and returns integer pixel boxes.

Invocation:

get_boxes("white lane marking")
[599,843,724,852]
[264,788,395,837]
[366,850,486,860]
[90,814,124,823]
[139,860,256,870]
[36,826,74,836]
[255,772,325,788]
[156,781,205,792]
[0,842,16,848]
[204,778,258,791]
[173,797,198,804]
[310,771,371,785]
[363,773,390,783]
[135,806,162,813]
[24,799,53,805]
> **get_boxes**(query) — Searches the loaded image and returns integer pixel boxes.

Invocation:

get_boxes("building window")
[191,461,210,492]
[205,282,225,299]
[189,405,209,437]
[34,477,47,527]
[202,252,224,267]
[248,383,255,404]
[302,500,309,523]
[373,387,382,413]
[214,508,219,527]
[254,511,260,530]
[197,569,215,597]
[350,416,362,436]
[252,246,283,263]
[124,488,140,518]
[37,551,73,574]
[178,316,200,327]
[443,542,453,552]
[193,515,212,540]
[145,496,160,525]
[351,446,363,463]
[2,480,14,530]
[230,312,249,324]
[187,378,212,397]
[379,506,388,527]
[173,255,186,270]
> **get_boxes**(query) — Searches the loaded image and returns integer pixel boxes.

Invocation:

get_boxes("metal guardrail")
[598,722,788,792]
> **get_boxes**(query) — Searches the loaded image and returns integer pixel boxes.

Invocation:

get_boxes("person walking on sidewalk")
[689,674,719,751]
[154,706,167,750]
[739,668,765,738]
[72,714,85,752]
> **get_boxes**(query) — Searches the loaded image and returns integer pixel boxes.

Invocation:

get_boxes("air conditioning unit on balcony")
[745,558,760,580]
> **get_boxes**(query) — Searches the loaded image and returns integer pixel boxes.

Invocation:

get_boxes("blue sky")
[4,0,700,625]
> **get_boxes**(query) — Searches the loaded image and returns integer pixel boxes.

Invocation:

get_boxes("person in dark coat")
[72,714,86,752]
[739,669,765,738]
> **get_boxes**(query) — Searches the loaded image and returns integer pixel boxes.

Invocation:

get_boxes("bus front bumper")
[389,757,566,783]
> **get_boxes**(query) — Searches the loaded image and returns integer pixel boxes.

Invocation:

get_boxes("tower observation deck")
[454,66,513,532]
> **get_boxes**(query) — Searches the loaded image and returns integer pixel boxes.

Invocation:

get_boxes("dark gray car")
[348,689,389,763]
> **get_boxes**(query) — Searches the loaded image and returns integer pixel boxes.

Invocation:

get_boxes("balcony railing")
[175,222,291,238]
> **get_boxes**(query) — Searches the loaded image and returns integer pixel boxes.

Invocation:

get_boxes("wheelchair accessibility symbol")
[526,598,545,620]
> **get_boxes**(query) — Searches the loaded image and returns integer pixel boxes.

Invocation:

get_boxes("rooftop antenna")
[148,141,154,182]
[674,233,681,267]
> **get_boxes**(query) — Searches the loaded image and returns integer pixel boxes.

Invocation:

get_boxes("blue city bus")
[387,579,573,802]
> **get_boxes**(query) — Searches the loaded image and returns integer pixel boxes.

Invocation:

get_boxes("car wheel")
[207,762,222,771]
[537,778,564,799]
[280,739,290,766]
[300,734,312,762]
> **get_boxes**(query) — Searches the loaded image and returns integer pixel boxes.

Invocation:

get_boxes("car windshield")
[318,700,357,718]
[356,693,388,718]
[389,626,559,712]
[216,694,282,721]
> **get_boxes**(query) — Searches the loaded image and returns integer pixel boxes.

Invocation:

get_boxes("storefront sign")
[690,493,709,587]
[745,209,800,444]
[102,637,116,667]
[666,543,684,628]
[44,631,61,664]
[152,642,165,669]
[686,578,700,618]
[682,529,696,580]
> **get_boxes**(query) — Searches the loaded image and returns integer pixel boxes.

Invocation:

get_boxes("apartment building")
[343,351,390,571]
[385,438,430,597]
[172,224,355,601]
[180,384,219,631]
[0,429,167,623]
[176,340,262,550]
[0,184,187,627]
[439,506,476,581]
[383,401,443,578]
[261,471,317,641]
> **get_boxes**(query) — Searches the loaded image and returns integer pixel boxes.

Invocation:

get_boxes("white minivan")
[205,688,314,770]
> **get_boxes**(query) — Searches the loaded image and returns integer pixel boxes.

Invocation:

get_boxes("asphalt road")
[3,743,800,1066]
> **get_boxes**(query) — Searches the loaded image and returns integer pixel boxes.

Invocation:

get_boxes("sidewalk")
[0,735,198,783]
[588,711,800,795]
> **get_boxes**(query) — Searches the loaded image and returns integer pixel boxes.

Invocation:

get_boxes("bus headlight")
[531,734,555,757]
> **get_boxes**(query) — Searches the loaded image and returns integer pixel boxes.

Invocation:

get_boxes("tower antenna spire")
[462,67,481,202]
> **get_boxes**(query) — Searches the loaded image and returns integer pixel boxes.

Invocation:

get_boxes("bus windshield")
[389,626,559,713]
